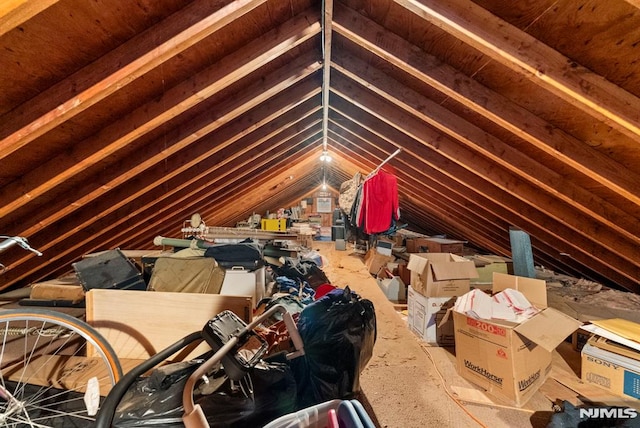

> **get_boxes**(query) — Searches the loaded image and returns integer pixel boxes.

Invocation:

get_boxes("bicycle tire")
[0,308,123,427]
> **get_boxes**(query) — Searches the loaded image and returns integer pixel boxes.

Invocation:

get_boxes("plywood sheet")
[86,289,252,361]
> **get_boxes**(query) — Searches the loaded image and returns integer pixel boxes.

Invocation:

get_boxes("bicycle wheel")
[0,308,123,427]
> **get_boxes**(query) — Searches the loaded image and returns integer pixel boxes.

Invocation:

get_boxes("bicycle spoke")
[0,310,122,427]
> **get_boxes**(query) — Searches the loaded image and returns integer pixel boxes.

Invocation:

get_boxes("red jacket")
[358,170,400,234]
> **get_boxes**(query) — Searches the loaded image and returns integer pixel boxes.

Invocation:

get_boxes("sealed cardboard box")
[407,285,456,346]
[405,238,417,253]
[581,336,640,401]
[407,253,477,297]
[452,272,582,407]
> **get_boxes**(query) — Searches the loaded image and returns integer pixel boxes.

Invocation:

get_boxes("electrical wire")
[420,344,489,428]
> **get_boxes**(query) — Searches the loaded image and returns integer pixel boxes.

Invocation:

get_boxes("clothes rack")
[366,148,401,180]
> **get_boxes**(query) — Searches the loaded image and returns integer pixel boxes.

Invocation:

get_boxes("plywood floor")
[312,241,633,428]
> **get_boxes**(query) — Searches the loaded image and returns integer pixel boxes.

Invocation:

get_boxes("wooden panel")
[86,289,252,361]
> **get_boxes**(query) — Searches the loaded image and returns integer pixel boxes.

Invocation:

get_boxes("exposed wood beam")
[201,151,321,229]
[328,113,534,255]
[327,129,509,252]
[0,53,320,236]
[131,130,323,245]
[321,0,334,151]
[0,71,321,289]
[128,142,324,248]
[92,129,322,262]
[0,0,266,159]
[17,140,320,283]
[395,0,640,141]
[328,91,639,291]
[332,55,640,244]
[0,10,321,219]
[0,0,58,36]
[328,113,515,248]
[326,126,576,275]
[334,4,640,207]
[2,100,323,288]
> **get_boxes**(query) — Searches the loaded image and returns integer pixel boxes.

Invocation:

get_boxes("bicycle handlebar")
[0,236,43,256]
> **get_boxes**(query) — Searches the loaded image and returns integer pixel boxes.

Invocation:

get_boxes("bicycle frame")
[95,303,305,428]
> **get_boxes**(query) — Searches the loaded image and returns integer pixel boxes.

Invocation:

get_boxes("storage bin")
[263,399,375,428]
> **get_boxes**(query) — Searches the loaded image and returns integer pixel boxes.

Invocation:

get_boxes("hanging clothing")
[338,172,363,216]
[349,184,364,228]
[357,169,400,234]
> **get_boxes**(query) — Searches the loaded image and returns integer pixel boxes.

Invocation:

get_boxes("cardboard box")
[469,254,513,285]
[407,253,477,297]
[581,336,640,401]
[392,233,405,247]
[405,237,429,253]
[364,248,394,275]
[451,272,583,406]
[397,262,411,286]
[407,285,456,346]
[423,237,465,255]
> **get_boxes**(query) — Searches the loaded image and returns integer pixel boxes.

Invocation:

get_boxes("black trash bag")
[290,286,376,409]
[113,357,297,428]
[270,257,331,290]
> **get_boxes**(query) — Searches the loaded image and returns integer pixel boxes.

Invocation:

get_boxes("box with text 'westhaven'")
[450,272,583,407]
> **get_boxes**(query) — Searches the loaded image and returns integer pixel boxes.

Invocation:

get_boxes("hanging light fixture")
[319,150,332,162]
[321,162,328,190]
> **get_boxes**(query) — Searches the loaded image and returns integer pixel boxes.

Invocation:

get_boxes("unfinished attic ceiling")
[0,0,638,293]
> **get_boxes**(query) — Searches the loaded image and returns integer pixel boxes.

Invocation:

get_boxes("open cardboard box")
[407,253,477,297]
[407,285,456,346]
[448,272,583,407]
[364,248,394,276]
[580,319,640,402]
